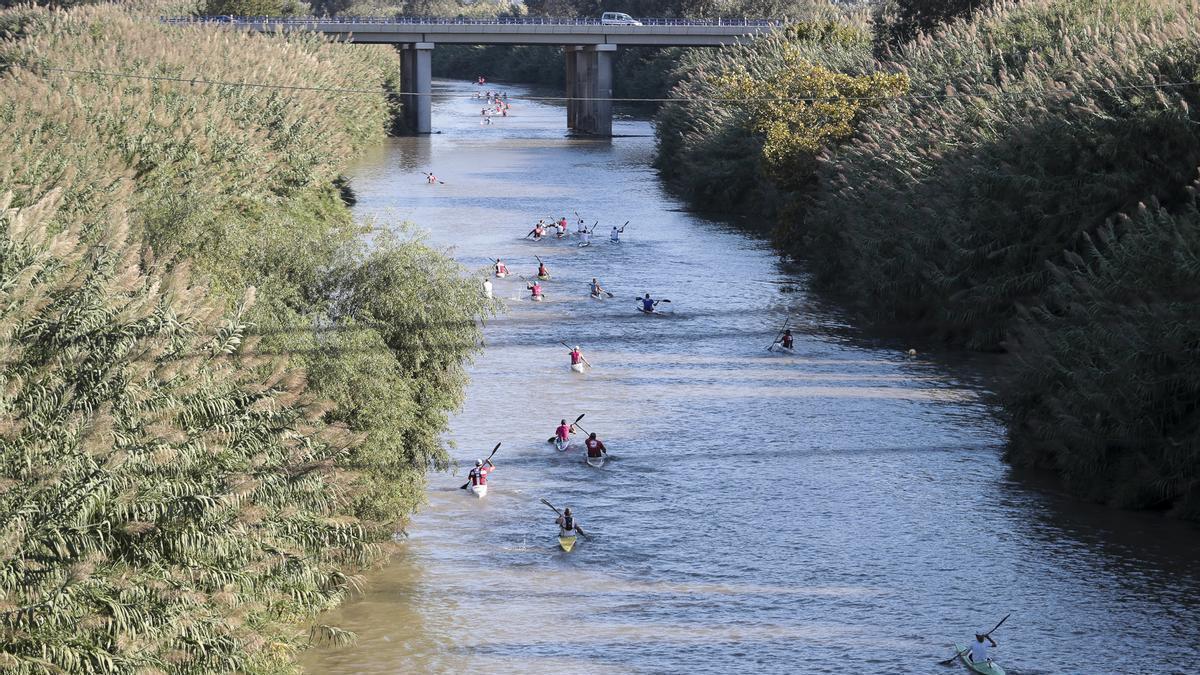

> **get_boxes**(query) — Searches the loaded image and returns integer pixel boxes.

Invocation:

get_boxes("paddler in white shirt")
[967,632,997,666]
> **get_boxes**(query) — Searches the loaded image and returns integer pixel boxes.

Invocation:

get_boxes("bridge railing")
[162,16,783,27]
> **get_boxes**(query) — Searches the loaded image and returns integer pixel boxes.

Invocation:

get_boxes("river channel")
[300,79,1200,674]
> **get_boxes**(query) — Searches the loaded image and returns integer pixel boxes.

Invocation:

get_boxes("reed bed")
[656,0,1200,518]
[1,7,494,671]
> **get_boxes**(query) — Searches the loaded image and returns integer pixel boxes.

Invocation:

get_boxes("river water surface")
[300,80,1200,674]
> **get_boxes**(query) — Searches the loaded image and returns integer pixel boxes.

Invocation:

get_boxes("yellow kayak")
[558,534,577,552]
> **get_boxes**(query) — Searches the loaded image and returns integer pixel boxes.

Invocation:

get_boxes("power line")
[25,64,1200,105]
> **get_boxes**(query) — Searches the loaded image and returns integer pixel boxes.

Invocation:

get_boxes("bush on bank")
[655,0,1200,519]
[0,6,493,671]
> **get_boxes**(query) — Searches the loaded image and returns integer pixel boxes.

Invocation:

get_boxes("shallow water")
[300,79,1200,674]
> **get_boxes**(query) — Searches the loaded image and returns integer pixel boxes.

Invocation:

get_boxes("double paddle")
[634,297,672,313]
[767,316,791,351]
[459,442,501,490]
[540,498,591,539]
[938,613,1011,666]
[559,341,592,368]
[547,413,586,443]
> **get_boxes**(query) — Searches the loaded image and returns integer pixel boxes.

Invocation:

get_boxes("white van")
[600,12,642,25]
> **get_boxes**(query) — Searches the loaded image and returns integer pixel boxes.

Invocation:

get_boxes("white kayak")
[770,343,796,354]
[570,362,586,373]
[469,483,488,498]
[495,271,508,278]
[585,454,605,468]
[554,437,570,451]
[531,295,545,302]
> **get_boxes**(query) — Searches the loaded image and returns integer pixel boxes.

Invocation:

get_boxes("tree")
[872,0,995,56]
[201,0,286,16]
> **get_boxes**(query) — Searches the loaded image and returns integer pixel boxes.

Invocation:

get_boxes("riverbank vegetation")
[656,0,1200,519]
[1,6,491,671]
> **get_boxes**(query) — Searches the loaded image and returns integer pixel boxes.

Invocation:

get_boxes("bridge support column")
[564,47,579,130]
[590,44,615,137]
[399,42,433,134]
[566,44,614,137]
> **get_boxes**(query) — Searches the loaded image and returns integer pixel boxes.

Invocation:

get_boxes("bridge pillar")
[564,46,579,130]
[568,44,615,137]
[590,44,615,137]
[399,42,433,134]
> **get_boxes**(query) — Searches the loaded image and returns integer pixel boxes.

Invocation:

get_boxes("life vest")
[782,335,794,348]
[570,350,582,364]
[469,466,489,485]
[585,438,602,456]
[561,515,574,531]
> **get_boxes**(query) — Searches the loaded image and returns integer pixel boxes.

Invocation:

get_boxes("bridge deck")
[165,16,778,46]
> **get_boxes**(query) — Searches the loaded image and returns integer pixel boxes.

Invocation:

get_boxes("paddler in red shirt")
[584,433,607,460]
[555,419,574,443]
[468,458,493,486]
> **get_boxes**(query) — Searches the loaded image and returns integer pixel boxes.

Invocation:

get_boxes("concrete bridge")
[167,17,780,136]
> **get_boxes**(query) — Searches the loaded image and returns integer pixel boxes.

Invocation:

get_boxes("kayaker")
[569,345,584,367]
[584,433,607,460]
[468,458,494,489]
[537,262,550,278]
[579,227,591,246]
[640,293,658,313]
[967,632,997,665]
[555,220,567,238]
[426,173,438,184]
[528,280,544,301]
[556,507,579,537]
[482,278,493,299]
[494,259,509,277]
[780,329,794,350]
[610,225,621,242]
[529,222,546,240]
[590,278,605,297]
[577,218,588,234]
[555,419,574,443]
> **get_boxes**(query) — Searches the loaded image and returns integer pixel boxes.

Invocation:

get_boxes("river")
[300,79,1200,674]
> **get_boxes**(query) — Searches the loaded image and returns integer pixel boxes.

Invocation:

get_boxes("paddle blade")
[574,413,586,424]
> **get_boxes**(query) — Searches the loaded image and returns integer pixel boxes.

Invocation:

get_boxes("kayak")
[537,274,551,280]
[570,362,586,373]
[558,534,577,552]
[554,436,570,451]
[469,483,488,499]
[590,292,604,300]
[952,646,1005,675]
[770,343,796,354]
[531,295,545,302]
[495,271,508,278]
[577,242,590,248]
[585,453,605,468]
[637,307,664,315]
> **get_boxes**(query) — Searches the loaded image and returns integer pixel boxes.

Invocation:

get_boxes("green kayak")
[953,645,1006,675]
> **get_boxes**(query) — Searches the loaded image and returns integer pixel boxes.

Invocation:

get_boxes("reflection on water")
[300,80,1200,674]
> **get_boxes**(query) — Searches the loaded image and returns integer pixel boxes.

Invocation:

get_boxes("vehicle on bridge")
[600,12,642,26]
